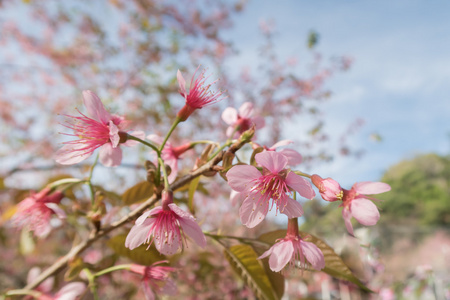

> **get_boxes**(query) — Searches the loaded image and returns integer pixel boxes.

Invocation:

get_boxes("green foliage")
[107,234,164,266]
[224,244,282,300]
[121,181,154,206]
[378,153,450,226]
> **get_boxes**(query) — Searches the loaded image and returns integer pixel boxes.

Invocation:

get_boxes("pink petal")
[169,203,196,222]
[269,140,293,150]
[251,116,265,129]
[300,241,325,270]
[177,70,187,96]
[54,144,93,165]
[238,102,254,118]
[354,182,391,195]
[239,194,269,228]
[160,278,177,296]
[230,190,246,206]
[255,151,287,174]
[342,207,354,236]
[123,130,146,147]
[135,210,153,226]
[155,231,180,255]
[258,247,274,260]
[226,165,261,192]
[125,218,155,250]
[82,90,111,124]
[221,107,238,125]
[285,172,315,199]
[178,217,207,248]
[109,121,120,148]
[280,198,304,218]
[99,143,122,167]
[55,282,86,300]
[142,281,155,300]
[45,203,66,219]
[279,148,302,166]
[268,240,294,272]
[351,198,380,226]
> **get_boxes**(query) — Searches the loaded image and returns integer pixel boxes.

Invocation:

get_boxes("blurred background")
[0,0,449,299]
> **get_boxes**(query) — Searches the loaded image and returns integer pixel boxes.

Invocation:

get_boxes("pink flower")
[147,134,193,183]
[27,267,86,300]
[176,67,225,121]
[259,235,325,272]
[125,190,206,255]
[311,174,343,202]
[226,151,315,228]
[129,261,176,300]
[341,181,391,235]
[221,102,265,138]
[55,90,144,167]
[12,188,65,238]
[259,219,324,272]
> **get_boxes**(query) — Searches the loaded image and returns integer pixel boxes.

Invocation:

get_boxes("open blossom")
[147,134,193,183]
[311,174,343,202]
[226,151,315,228]
[12,188,65,238]
[341,181,391,235]
[27,267,86,300]
[130,261,176,300]
[55,90,144,167]
[176,67,225,121]
[221,102,265,138]
[125,190,206,255]
[259,219,325,272]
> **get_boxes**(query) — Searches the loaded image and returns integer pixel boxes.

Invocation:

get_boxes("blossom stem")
[5,289,42,298]
[127,134,160,153]
[83,268,99,300]
[47,178,85,189]
[190,140,220,147]
[287,218,300,237]
[88,154,99,205]
[293,170,312,178]
[158,157,170,190]
[159,117,181,152]
[93,264,133,277]
[209,140,233,161]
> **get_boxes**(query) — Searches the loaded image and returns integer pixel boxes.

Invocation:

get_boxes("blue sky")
[224,0,450,186]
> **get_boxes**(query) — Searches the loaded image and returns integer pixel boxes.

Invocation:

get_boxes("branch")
[23,138,247,290]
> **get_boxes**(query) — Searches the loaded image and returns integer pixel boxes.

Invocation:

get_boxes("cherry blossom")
[125,190,206,255]
[255,140,303,166]
[341,181,391,235]
[176,67,225,121]
[55,90,144,167]
[12,188,65,238]
[147,134,193,183]
[259,219,324,272]
[226,151,315,228]
[129,261,176,300]
[311,174,343,202]
[221,102,265,138]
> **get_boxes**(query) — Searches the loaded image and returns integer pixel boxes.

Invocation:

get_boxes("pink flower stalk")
[12,188,65,238]
[176,67,225,121]
[125,190,206,255]
[341,181,391,235]
[226,151,315,228]
[27,267,86,300]
[147,134,193,183]
[129,261,176,300]
[256,140,303,166]
[311,174,343,202]
[259,219,325,272]
[55,90,144,167]
[221,102,265,138]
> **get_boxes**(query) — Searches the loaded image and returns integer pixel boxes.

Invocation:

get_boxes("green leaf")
[258,230,373,293]
[188,176,200,214]
[107,234,164,266]
[224,244,280,300]
[122,181,154,205]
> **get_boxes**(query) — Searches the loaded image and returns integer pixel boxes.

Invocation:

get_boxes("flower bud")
[311,174,343,202]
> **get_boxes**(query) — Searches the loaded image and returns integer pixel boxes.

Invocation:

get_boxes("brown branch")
[23,138,246,291]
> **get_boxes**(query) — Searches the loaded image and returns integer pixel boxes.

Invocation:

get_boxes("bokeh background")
[0,0,449,299]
